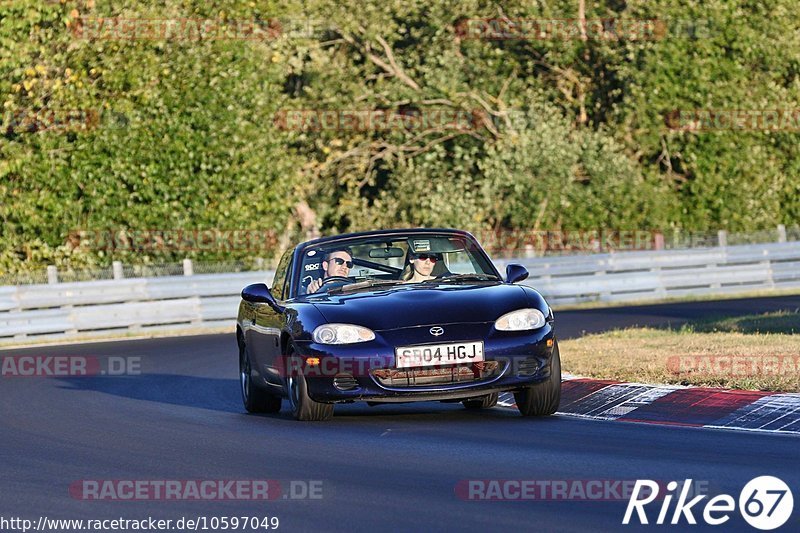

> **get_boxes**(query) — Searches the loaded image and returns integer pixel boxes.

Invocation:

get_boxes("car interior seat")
[431,256,452,277]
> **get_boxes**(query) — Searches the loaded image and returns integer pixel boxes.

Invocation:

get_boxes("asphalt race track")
[2,295,799,532]
[554,294,800,339]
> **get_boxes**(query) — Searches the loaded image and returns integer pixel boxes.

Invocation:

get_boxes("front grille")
[333,373,359,391]
[372,361,501,387]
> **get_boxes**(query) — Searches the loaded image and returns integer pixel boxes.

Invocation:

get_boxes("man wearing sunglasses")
[307,249,353,293]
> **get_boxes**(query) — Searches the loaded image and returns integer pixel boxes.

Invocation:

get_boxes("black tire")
[286,346,334,422]
[239,341,282,414]
[462,392,499,410]
[514,340,561,417]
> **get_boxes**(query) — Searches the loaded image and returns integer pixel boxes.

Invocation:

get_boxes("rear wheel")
[514,340,561,417]
[462,392,499,410]
[286,345,334,421]
[239,342,281,413]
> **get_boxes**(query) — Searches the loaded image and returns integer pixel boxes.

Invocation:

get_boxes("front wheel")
[240,342,281,413]
[286,347,334,421]
[514,340,561,417]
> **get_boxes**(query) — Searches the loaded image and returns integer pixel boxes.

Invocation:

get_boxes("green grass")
[560,311,800,392]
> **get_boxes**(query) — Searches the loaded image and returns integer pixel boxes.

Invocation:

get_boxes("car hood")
[308,283,532,330]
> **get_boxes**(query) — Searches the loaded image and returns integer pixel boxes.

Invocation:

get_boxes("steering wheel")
[319,275,352,288]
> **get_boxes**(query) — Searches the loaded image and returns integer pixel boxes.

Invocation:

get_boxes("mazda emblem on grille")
[429,326,444,336]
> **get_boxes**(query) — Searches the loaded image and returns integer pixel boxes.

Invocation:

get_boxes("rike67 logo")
[624,476,793,530]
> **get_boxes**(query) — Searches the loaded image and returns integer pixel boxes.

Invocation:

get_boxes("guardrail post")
[183,258,194,276]
[595,259,610,300]
[777,224,787,243]
[47,265,58,284]
[651,265,667,298]
[717,230,728,248]
[524,244,536,258]
[764,259,775,289]
[112,261,124,280]
[13,286,26,338]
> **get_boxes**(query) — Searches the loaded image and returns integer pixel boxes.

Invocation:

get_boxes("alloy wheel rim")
[240,351,250,402]
[287,375,299,409]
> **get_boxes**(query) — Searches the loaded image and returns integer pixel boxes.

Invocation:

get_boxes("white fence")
[1,241,799,343]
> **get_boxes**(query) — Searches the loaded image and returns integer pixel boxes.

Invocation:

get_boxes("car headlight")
[495,308,547,331]
[312,324,376,344]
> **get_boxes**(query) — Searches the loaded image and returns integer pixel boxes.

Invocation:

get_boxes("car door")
[245,249,292,387]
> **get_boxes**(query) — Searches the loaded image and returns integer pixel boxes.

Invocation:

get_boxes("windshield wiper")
[329,279,403,294]
[425,273,501,283]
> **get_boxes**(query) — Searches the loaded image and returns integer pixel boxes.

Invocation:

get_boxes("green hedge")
[1,0,798,274]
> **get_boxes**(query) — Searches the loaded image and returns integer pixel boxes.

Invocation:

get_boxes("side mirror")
[241,283,283,312]
[505,263,529,284]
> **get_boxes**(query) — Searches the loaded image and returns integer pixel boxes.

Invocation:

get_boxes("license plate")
[395,341,485,369]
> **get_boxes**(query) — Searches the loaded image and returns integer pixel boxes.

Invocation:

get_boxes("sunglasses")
[330,257,354,268]
[413,254,439,263]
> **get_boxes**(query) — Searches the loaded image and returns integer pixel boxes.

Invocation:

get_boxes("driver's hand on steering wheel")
[307,277,323,293]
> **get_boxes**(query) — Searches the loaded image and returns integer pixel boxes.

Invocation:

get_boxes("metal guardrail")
[3,226,798,287]
[505,240,800,305]
[0,272,269,342]
[1,241,799,342]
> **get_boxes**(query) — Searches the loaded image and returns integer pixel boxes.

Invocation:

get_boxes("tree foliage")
[1,0,797,272]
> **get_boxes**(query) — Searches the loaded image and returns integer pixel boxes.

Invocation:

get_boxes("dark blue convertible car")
[237,228,560,421]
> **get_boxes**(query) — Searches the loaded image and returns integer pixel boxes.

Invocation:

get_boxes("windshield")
[294,233,498,296]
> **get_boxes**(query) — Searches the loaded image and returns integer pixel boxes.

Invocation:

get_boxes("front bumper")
[289,322,555,403]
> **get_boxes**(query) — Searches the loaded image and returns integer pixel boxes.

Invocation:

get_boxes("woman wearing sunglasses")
[402,252,442,283]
